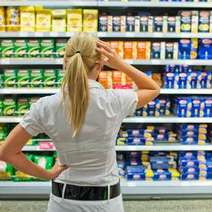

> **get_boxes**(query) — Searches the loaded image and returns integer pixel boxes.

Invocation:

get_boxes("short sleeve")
[19,100,44,136]
[108,89,138,118]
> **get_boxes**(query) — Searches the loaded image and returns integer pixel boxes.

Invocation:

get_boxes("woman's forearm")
[120,62,160,91]
[3,152,52,180]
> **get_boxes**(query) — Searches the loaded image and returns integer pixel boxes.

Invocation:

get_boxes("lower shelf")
[1,180,212,199]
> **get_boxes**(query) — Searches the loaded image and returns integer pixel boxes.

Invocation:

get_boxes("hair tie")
[76,51,80,54]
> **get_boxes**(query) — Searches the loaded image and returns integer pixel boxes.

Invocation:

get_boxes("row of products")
[135,96,212,117]
[0,69,64,88]
[1,7,212,33]
[0,39,66,58]
[1,96,211,117]
[99,10,212,33]
[0,67,211,90]
[109,39,212,60]
[0,153,55,181]
[174,96,212,117]
[0,39,211,59]
[0,7,98,32]
[117,151,212,181]
[164,65,212,89]
[0,97,40,116]
[117,124,210,146]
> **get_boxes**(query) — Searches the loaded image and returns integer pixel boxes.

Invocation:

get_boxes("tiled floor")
[0,200,212,212]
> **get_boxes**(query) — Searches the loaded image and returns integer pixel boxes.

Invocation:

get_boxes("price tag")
[39,142,55,150]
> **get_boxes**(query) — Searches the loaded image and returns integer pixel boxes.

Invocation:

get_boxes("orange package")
[110,41,124,58]
[124,41,133,59]
[98,71,112,89]
[137,41,147,59]
[112,71,122,86]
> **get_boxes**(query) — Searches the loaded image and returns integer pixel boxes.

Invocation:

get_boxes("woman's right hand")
[96,40,127,71]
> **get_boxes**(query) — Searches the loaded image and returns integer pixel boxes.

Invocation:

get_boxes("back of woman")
[0,32,160,212]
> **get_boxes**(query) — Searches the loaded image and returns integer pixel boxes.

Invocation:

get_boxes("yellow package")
[20,6,35,32]
[0,7,6,31]
[6,7,20,31]
[83,9,98,32]
[67,9,82,32]
[36,8,52,32]
[52,9,66,32]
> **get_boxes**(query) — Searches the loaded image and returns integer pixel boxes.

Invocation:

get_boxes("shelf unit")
[0,0,212,200]
[20,144,212,152]
[0,88,211,95]
[1,116,212,124]
[0,1,211,8]
[0,32,212,38]
[1,180,212,199]
[0,59,212,66]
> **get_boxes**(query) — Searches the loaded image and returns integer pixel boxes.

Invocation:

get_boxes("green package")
[3,98,16,116]
[40,39,55,58]
[0,99,3,116]
[1,39,14,58]
[0,74,3,88]
[16,69,30,88]
[0,161,14,180]
[27,39,40,58]
[56,69,64,87]
[30,69,43,87]
[55,39,66,58]
[16,98,29,116]
[34,155,54,170]
[0,124,7,141]
[43,69,56,87]
[14,39,28,58]
[29,97,39,105]
[3,69,16,87]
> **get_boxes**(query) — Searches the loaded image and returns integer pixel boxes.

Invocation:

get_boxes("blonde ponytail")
[62,33,100,137]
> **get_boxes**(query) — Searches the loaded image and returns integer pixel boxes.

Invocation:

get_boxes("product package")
[20,6,35,32]
[27,39,40,58]
[6,7,20,31]
[16,69,30,87]
[67,9,82,32]
[40,39,55,58]
[52,9,66,32]
[14,39,28,58]
[0,7,6,31]
[36,8,52,32]
[83,9,98,32]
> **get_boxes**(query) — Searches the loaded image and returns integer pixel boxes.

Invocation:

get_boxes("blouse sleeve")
[19,100,45,136]
[108,89,138,119]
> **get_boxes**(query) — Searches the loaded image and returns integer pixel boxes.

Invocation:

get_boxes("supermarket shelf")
[123,117,212,124]
[0,0,98,7]
[1,180,212,199]
[0,58,212,66]
[115,144,212,151]
[1,116,211,123]
[21,144,212,152]
[0,1,211,8]
[1,88,211,95]
[0,32,212,39]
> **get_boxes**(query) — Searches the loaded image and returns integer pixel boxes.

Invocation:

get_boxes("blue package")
[192,98,201,117]
[188,72,198,89]
[178,39,191,59]
[154,16,163,32]
[126,137,146,145]
[153,170,172,181]
[148,101,156,116]
[204,98,212,117]
[181,173,199,180]
[198,39,212,59]
[98,14,108,32]
[126,166,146,181]
[180,166,200,174]
[178,72,187,89]
[112,16,121,32]
[151,42,161,59]
[175,98,189,117]
[126,16,135,32]
[164,72,175,88]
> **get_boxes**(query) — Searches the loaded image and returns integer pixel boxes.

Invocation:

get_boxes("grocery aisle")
[0,0,212,206]
[1,200,212,212]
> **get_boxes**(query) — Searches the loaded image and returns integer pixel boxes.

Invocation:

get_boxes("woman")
[0,33,160,212]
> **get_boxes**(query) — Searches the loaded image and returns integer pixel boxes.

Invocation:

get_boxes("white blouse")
[20,79,138,186]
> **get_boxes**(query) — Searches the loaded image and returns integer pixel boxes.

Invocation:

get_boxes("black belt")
[52,181,121,201]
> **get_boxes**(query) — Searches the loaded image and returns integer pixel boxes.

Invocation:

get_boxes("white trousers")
[47,193,124,212]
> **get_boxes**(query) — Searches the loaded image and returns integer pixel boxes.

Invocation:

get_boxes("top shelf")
[0,1,211,8]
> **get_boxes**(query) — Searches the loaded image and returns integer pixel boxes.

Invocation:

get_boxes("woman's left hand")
[48,159,69,180]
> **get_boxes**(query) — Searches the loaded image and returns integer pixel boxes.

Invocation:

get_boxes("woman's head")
[62,32,101,137]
